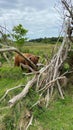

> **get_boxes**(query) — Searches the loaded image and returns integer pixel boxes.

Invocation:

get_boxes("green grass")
[0,66,26,97]
[29,95,73,130]
[0,43,73,130]
[17,43,59,63]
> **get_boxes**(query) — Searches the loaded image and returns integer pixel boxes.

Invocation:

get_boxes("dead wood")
[0,19,70,107]
[8,75,37,107]
[0,84,25,102]
[61,0,73,19]
[2,52,11,66]
[25,115,33,130]
[0,0,73,109]
[20,63,35,72]
[61,0,73,43]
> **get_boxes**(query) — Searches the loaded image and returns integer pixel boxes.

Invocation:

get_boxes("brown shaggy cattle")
[14,53,39,71]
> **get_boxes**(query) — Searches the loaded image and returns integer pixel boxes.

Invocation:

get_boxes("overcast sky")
[0,0,62,39]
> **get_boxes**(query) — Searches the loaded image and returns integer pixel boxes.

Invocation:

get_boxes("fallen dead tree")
[0,0,73,108]
[0,1,73,129]
[0,19,70,107]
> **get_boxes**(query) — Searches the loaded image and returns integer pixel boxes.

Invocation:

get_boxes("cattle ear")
[37,56,40,59]
[29,56,32,60]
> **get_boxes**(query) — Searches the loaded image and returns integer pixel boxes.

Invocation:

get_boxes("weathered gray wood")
[9,76,37,107]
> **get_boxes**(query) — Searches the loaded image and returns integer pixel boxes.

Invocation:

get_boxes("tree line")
[29,37,63,44]
[0,24,63,47]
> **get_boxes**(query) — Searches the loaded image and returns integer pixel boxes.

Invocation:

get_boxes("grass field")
[0,43,73,130]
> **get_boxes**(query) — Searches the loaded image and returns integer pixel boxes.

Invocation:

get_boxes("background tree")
[12,24,28,48]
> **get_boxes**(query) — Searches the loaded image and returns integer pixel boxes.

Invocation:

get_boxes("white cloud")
[0,0,62,39]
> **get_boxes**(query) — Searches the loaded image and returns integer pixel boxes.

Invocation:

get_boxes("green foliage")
[61,50,73,73]
[3,114,15,130]
[29,37,63,44]
[0,43,73,130]
[0,33,11,46]
[63,62,70,71]
[0,33,10,41]
[0,66,27,100]
[0,66,23,79]
[12,24,28,46]
[25,88,39,108]
[29,96,73,130]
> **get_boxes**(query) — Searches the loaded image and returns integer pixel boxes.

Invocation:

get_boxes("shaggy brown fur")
[14,53,39,70]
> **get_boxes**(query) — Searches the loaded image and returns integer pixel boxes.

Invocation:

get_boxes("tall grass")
[0,43,73,130]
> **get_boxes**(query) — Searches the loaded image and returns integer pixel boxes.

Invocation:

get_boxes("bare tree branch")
[0,84,25,102]
[8,75,37,107]
[61,0,73,18]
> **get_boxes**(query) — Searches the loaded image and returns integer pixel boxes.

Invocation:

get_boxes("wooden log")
[9,76,37,107]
